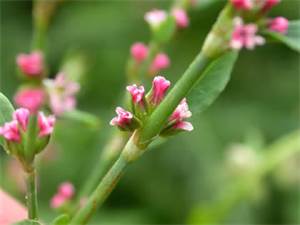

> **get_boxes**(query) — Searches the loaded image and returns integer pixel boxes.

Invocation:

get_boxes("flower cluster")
[0,108,55,143]
[110,76,193,135]
[50,182,75,209]
[15,52,80,115]
[229,0,289,50]
[0,108,55,166]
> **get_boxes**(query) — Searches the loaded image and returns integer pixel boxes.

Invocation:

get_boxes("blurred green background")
[0,0,299,224]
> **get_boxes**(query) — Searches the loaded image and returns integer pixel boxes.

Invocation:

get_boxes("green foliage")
[265,20,300,53]
[0,92,15,146]
[188,51,238,115]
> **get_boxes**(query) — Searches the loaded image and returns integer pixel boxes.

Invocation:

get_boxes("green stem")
[69,153,129,224]
[26,168,38,220]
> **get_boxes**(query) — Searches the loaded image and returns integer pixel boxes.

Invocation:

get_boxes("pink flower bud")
[149,76,171,105]
[261,0,281,12]
[16,51,44,77]
[230,18,265,50]
[144,9,167,28]
[13,108,30,131]
[58,182,75,199]
[230,0,253,10]
[110,107,133,128]
[126,84,145,104]
[150,53,170,73]
[172,8,189,28]
[130,43,148,63]
[173,121,194,131]
[14,88,45,113]
[50,194,66,209]
[268,17,289,34]
[0,120,21,142]
[38,112,56,137]
[169,98,192,122]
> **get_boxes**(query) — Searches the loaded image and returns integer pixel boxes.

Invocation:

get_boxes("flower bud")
[13,108,30,131]
[130,42,148,63]
[148,76,171,105]
[0,120,21,142]
[16,51,44,78]
[126,84,145,105]
[160,98,193,135]
[38,112,56,137]
[230,17,265,50]
[150,53,170,74]
[230,0,253,10]
[268,17,289,34]
[172,8,189,28]
[58,182,75,199]
[110,107,137,131]
[14,88,45,113]
[144,9,167,29]
[50,194,66,209]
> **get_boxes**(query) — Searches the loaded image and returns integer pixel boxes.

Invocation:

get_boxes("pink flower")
[230,0,253,10]
[45,73,80,116]
[268,17,289,34]
[173,121,194,131]
[261,0,281,12]
[16,51,44,77]
[50,194,66,209]
[172,8,189,28]
[149,76,171,105]
[169,98,192,122]
[110,107,133,128]
[0,120,21,142]
[145,9,167,28]
[38,112,56,137]
[130,43,148,63]
[150,53,170,73]
[126,84,145,104]
[13,108,29,131]
[170,98,193,132]
[230,18,265,50]
[58,182,75,199]
[14,88,45,113]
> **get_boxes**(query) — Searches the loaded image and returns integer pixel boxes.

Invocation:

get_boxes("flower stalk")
[26,168,38,220]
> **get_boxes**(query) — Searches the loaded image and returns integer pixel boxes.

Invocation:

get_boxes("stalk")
[26,168,38,220]
[69,139,134,224]
[77,131,128,200]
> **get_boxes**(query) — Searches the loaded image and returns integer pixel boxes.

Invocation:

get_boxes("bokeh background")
[0,0,299,224]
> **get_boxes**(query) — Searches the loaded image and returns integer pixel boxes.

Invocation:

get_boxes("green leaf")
[51,214,70,225]
[188,51,238,115]
[61,110,101,129]
[0,92,15,146]
[265,20,300,53]
[12,219,41,225]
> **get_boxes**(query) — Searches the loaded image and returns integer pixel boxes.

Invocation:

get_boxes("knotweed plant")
[0,0,299,224]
